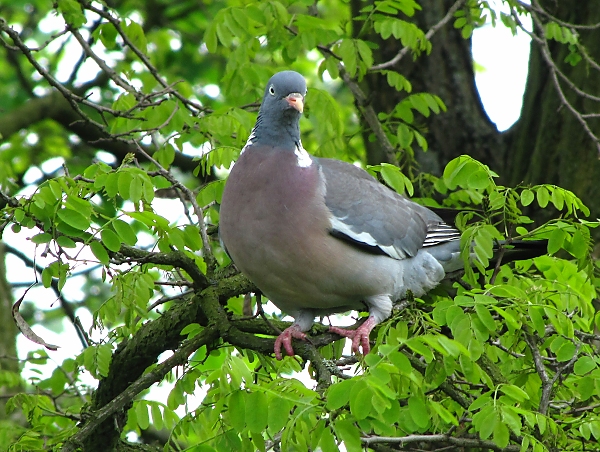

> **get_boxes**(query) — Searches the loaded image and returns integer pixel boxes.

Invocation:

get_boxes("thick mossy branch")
[114,246,210,288]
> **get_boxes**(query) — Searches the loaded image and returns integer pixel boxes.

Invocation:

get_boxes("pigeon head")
[261,70,306,114]
[249,71,307,149]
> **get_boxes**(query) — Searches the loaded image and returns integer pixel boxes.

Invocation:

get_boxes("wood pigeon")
[219,71,545,360]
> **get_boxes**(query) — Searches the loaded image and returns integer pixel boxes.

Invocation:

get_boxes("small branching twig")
[371,0,467,71]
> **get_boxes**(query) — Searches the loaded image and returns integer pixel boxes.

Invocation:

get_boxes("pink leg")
[329,316,377,355]
[274,324,307,360]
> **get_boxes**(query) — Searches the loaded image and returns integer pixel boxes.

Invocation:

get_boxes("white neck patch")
[294,141,312,168]
[240,129,256,154]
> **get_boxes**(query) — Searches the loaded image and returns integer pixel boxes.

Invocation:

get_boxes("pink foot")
[329,317,377,355]
[274,324,307,360]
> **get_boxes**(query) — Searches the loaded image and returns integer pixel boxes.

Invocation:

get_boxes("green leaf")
[556,341,576,362]
[396,123,414,149]
[405,337,434,362]
[479,408,498,440]
[57,209,90,231]
[113,219,138,246]
[521,189,534,206]
[349,384,372,420]
[409,94,430,117]
[551,188,565,210]
[229,390,246,432]
[180,323,202,338]
[41,266,53,288]
[491,306,520,330]
[136,401,150,430]
[429,400,458,425]
[57,0,86,27]
[31,233,52,244]
[151,403,163,431]
[245,391,267,433]
[380,163,411,195]
[118,172,133,200]
[536,186,549,208]
[468,169,491,190]
[574,356,596,375]
[98,23,118,49]
[414,130,428,152]
[319,428,339,452]
[493,421,510,448]
[124,20,147,52]
[167,383,185,410]
[566,229,588,259]
[56,236,77,248]
[104,172,119,198]
[499,385,530,402]
[528,305,546,337]
[96,344,112,377]
[547,227,566,254]
[334,418,361,452]
[469,394,491,411]
[386,71,412,92]
[408,395,429,429]
[183,225,203,251]
[129,177,143,203]
[474,304,496,332]
[167,228,186,251]
[337,39,357,77]
[267,395,292,435]
[90,241,110,265]
[101,229,122,252]
[327,379,355,410]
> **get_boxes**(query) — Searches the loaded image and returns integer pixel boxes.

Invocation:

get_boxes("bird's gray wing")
[318,158,459,260]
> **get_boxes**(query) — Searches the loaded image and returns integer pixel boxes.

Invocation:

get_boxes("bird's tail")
[490,239,548,267]
[431,239,548,274]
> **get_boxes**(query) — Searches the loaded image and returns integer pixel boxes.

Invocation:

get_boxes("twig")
[519,1,600,31]
[371,0,467,71]
[524,333,552,415]
[362,433,520,451]
[82,1,205,114]
[340,68,398,163]
[132,142,217,275]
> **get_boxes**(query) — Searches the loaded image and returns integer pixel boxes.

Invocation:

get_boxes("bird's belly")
[228,221,398,315]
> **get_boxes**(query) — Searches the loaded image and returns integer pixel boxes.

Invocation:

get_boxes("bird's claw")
[274,325,307,360]
[329,316,377,355]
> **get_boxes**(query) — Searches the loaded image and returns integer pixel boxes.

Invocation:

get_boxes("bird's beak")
[285,92,304,113]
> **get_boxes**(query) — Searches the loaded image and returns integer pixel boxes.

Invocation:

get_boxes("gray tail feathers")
[431,239,548,274]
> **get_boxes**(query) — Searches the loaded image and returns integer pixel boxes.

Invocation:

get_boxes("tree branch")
[362,433,521,451]
[370,0,467,71]
[340,69,398,163]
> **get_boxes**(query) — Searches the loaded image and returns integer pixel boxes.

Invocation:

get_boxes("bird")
[218,70,546,360]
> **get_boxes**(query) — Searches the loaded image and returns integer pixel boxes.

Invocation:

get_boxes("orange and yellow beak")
[285,92,304,113]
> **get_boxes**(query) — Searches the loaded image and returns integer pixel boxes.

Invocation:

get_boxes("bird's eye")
[269,86,275,95]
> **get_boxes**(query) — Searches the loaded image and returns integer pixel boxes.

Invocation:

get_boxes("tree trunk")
[354,0,600,230]
[505,1,600,224]
[0,243,20,420]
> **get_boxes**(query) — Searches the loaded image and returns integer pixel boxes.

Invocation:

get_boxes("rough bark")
[354,0,600,226]
[352,0,502,173]
[0,243,21,423]
[505,1,600,222]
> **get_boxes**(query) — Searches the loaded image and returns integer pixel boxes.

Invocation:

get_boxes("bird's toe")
[274,325,307,360]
